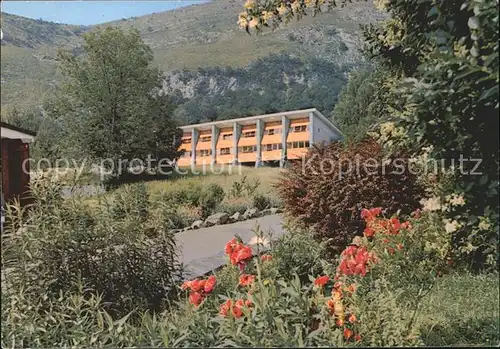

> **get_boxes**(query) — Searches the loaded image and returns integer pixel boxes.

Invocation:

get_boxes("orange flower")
[261,254,272,262]
[348,313,357,323]
[239,274,255,287]
[346,283,357,295]
[332,289,342,302]
[225,238,238,254]
[343,328,353,340]
[204,275,217,293]
[189,292,203,307]
[231,305,243,318]
[190,279,206,292]
[361,207,382,221]
[314,275,330,287]
[336,318,345,327]
[363,227,375,237]
[219,299,232,316]
[181,280,192,290]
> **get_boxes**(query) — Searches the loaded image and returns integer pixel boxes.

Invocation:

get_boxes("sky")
[1,1,208,26]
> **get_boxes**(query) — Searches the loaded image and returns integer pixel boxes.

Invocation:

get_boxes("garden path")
[177,214,286,279]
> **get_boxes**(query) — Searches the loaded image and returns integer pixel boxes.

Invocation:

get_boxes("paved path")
[177,214,286,278]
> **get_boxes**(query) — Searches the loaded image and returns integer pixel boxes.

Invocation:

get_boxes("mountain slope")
[0,1,385,117]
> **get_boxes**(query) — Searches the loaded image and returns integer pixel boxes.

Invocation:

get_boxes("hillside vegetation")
[1,1,385,118]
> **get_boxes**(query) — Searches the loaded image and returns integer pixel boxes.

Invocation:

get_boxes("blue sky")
[1,1,208,26]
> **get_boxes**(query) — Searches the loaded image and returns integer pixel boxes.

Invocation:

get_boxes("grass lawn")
[146,165,283,197]
[417,272,499,346]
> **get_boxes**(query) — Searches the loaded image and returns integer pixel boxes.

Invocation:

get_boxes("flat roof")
[179,108,342,135]
[1,122,37,137]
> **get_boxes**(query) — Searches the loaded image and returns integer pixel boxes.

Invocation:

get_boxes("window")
[197,149,211,157]
[181,138,191,144]
[239,145,256,153]
[289,125,307,133]
[219,147,231,155]
[305,141,310,148]
[243,131,256,138]
[182,151,191,157]
[264,128,282,135]
[200,136,211,142]
[222,134,233,141]
[263,143,282,151]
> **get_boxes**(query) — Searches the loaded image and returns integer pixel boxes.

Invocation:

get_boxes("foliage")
[110,182,149,221]
[331,67,390,142]
[199,183,226,218]
[361,0,500,270]
[242,0,499,271]
[2,178,183,318]
[55,27,182,183]
[2,208,497,347]
[277,139,423,253]
[252,193,271,211]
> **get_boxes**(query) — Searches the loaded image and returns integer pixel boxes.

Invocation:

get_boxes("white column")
[280,115,290,168]
[255,119,264,167]
[191,128,199,168]
[232,122,241,165]
[308,112,314,146]
[211,125,219,166]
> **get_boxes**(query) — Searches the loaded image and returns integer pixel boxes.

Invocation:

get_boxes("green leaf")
[468,16,480,29]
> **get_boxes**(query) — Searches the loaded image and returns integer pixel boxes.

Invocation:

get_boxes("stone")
[204,212,229,227]
[230,212,243,222]
[183,226,193,232]
[270,207,282,215]
[191,220,205,230]
[243,207,259,220]
[261,208,272,216]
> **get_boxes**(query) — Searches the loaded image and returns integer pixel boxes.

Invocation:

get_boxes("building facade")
[1,122,36,207]
[177,108,342,167]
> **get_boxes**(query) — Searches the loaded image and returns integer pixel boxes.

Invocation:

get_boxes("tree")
[56,27,182,183]
[241,0,499,269]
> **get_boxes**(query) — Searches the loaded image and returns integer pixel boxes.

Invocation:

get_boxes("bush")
[199,183,225,218]
[216,196,251,216]
[2,178,183,318]
[277,139,423,254]
[110,182,149,220]
[252,193,271,211]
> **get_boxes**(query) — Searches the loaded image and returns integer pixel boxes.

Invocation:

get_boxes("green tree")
[56,27,182,183]
[242,0,499,269]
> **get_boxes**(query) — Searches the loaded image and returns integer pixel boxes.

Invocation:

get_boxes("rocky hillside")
[1,1,385,120]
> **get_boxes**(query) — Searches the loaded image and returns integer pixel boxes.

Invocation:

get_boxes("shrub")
[110,182,149,221]
[2,178,184,318]
[199,183,225,218]
[252,193,271,211]
[216,196,251,216]
[277,139,423,253]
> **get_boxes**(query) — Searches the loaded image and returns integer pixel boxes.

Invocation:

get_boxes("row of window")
[181,125,308,144]
[182,141,310,158]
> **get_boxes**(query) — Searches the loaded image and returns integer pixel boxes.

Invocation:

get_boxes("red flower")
[231,305,243,318]
[181,280,192,290]
[344,328,353,340]
[234,245,253,263]
[355,334,361,342]
[388,217,401,235]
[225,238,238,255]
[401,221,411,230]
[189,292,203,307]
[204,275,216,293]
[363,227,375,237]
[261,254,272,262]
[239,274,256,287]
[397,243,404,250]
[219,299,232,316]
[348,313,357,323]
[383,238,389,244]
[361,207,382,222]
[388,247,395,255]
[336,318,345,327]
[314,275,330,287]
[190,279,206,292]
